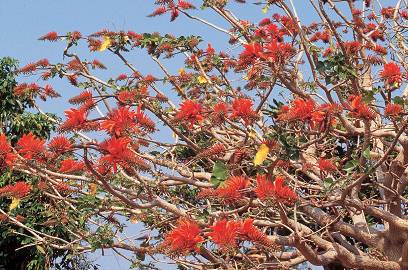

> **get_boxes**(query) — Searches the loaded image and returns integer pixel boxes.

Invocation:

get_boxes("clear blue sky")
[0,1,321,269]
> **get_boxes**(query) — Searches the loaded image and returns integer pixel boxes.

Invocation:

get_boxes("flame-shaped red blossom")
[372,44,387,55]
[14,83,40,96]
[380,62,402,85]
[197,143,226,158]
[381,7,395,18]
[100,106,138,137]
[162,218,203,254]
[91,59,106,69]
[18,63,37,74]
[69,90,93,105]
[239,43,263,64]
[117,90,138,104]
[59,159,85,173]
[211,102,229,124]
[385,103,403,117]
[199,176,250,202]
[347,95,376,120]
[16,133,45,160]
[0,134,16,168]
[60,108,88,131]
[342,41,361,54]
[48,136,72,153]
[148,6,167,17]
[239,218,273,247]
[230,98,258,126]
[318,158,337,172]
[207,219,241,250]
[0,182,31,199]
[254,175,297,204]
[100,137,134,172]
[134,106,155,132]
[178,0,195,9]
[175,100,204,127]
[39,31,59,41]
[69,31,82,41]
[116,74,128,81]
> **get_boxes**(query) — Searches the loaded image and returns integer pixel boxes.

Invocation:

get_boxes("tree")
[4,0,408,269]
[0,57,96,270]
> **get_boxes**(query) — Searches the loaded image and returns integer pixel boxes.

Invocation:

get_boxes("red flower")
[60,108,88,131]
[347,95,376,119]
[48,136,72,154]
[100,137,134,172]
[318,158,337,172]
[134,106,156,133]
[207,219,241,250]
[230,98,257,125]
[38,31,59,41]
[0,182,31,199]
[380,62,402,86]
[0,134,16,168]
[175,100,204,127]
[254,175,297,204]
[16,133,45,160]
[162,218,203,254]
[384,103,403,117]
[200,176,250,201]
[239,219,272,247]
[59,159,85,173]
[100,106,138,136]
[239,43,263,64]
[211,102,229,124]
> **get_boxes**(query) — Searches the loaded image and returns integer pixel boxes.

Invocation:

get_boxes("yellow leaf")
[89,183,97,195]
[197,75,208,84]
[9,198,20,211]
[98,36,112,52]
[178,68,186,75]
[262,4,270,14]
[254,144,269,166]
[130,215,138,224]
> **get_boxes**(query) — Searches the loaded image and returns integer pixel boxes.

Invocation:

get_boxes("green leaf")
[363,147,371,159]
[210,161,228,187]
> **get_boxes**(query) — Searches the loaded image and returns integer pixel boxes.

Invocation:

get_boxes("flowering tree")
[4,0,408,269]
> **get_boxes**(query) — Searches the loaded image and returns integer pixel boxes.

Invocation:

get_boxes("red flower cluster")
[207,219,241,250]
[16,133,45,160]
[59,159,85,173]
[0,182,31,199]
[100,106,138,136]
[207,218,273,250]
[60,108,89,131]
[239,40,294,65]
[100,137,142,172]
[380,62,402,86]
[162,218,203,254]
[0,134,16,168]
[318,158,337,172]
[254,175,297,204]
[175,100,204,127]
[230,98,258,125]
[48,136,72,154]
[385,103,403,117]
[278,99,338,129]
[347,95,376,120]
[199,176,249,202]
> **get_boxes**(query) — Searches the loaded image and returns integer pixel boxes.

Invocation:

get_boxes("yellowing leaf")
[178,68,186,75]
[130,215,138,224]
[197,76,208,84]
[98,36,112,52]
[89,183,97,195]
[9,198,20,211]
[254,144,269,166]
[262,4,270,14]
